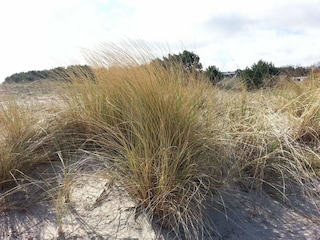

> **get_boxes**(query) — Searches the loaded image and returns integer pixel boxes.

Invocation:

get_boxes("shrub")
[241,60,279,89]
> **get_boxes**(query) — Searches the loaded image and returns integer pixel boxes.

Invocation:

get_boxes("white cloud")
[0,0,320,82]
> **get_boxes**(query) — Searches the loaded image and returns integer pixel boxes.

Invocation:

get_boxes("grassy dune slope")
[1,44,320,239]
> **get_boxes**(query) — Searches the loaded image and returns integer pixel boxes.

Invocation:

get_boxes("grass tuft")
[0,100,51,186]
[55,48,224,238]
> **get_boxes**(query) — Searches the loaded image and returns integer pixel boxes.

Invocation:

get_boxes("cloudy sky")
[0,0,319,82]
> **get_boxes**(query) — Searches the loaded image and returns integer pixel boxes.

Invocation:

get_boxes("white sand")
[1,174,159,239]
[1,174,320,239]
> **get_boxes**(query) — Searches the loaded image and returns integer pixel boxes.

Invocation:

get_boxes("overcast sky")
[0,0,320,82]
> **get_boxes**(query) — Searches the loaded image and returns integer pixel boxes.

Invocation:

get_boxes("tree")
[178,50,203,72]
[205,65,222,84]
[153,50,203,73]
[241,60,279,89]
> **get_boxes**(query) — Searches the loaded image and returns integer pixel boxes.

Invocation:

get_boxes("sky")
[0,0,320,82]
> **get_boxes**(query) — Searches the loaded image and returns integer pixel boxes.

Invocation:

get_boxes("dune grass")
[0,100,49,186]
[52,53,226,238]
[0,44,320,239]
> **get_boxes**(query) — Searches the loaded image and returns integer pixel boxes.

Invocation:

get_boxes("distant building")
[222,71,239,79]
[292,76,308,82]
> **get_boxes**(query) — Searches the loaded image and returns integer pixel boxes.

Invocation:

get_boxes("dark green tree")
[153,50,203,73]
[178,50,203,72]
[205,65,222,84]
[241,60,279,89]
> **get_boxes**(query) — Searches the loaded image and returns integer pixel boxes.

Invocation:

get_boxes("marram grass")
[57,50,225,239]
[0,100,50,185]
[0,43,320,239]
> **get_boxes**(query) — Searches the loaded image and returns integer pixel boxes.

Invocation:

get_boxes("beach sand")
[1,174,320,239]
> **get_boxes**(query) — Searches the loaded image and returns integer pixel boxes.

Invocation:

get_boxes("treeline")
[4,65,94,84]
[152,50,316,89]
[4,51,317,89]
[278,66,310,77]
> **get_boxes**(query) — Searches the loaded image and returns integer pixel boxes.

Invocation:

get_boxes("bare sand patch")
[1,175,320,239]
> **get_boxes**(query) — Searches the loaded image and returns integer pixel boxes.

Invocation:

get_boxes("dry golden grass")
[0,43,320,239]
[51,51,225,239]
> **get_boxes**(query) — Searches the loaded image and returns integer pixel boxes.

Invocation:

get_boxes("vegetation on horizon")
[4,65,94,83]
[4,49,316,90]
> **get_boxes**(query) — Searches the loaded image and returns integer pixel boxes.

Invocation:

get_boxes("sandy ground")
[1,173,320,239]
[208,186,320,239]
[1,173,160,240]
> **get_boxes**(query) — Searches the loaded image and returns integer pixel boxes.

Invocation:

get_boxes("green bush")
[241,60,279,89]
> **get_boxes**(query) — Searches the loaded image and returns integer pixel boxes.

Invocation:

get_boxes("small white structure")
[292,76,308,82]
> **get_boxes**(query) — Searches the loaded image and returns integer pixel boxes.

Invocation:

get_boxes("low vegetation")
[1,44,320,239]
[4,65,94,83]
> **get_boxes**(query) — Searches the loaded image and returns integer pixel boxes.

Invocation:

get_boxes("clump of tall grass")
[273,77,320,144]
[53,44,226,239]
[295,93,320,144]
[218,87,319,198]
[0,100,47,186]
